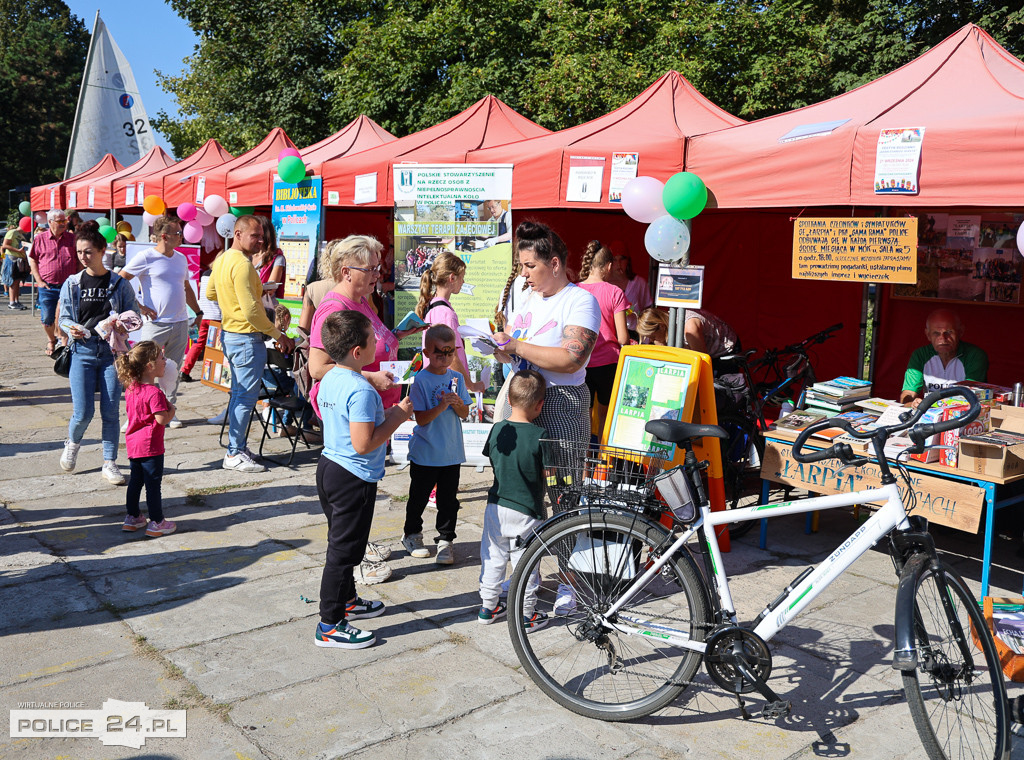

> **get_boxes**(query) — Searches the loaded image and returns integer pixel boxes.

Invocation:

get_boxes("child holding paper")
[401,324,471,565]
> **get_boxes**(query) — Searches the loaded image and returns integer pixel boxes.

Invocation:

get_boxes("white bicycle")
[507,386,1010,760]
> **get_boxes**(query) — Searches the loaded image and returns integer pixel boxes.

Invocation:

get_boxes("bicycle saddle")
[645,419,728,443]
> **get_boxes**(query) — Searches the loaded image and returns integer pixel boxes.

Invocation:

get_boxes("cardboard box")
[939,403,990,468]
[957,404,1024,478]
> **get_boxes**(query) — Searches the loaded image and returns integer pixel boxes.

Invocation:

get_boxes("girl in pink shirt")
[115,341,177,537]
[578,241,629,439]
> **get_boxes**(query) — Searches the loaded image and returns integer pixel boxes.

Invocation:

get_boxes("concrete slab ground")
[2,307,1024,759]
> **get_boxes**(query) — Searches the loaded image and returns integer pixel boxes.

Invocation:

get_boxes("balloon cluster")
[138,192,248,243]
[277,147,306,185]
[620,172,708,263]
[16,200,33,234]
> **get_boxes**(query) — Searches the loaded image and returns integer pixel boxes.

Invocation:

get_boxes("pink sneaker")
[122,515,148,532]
[145,520,177,537]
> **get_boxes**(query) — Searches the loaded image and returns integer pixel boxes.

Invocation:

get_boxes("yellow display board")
[603,345,730,548]
[792,217,917,283]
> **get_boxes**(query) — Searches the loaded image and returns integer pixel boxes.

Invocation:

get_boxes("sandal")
[45,342,55,356]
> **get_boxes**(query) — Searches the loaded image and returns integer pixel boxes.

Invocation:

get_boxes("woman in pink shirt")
[578,240,629,439]
[308,236,404,409]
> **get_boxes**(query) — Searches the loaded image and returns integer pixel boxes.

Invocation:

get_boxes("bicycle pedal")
[761,700,791,719]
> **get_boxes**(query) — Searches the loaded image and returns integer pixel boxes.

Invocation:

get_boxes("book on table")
[774,410,828,431]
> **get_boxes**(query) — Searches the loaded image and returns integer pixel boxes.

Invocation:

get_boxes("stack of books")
[804,376,873,415]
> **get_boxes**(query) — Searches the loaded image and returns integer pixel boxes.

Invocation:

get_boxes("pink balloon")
[278,147,301,162]
[183,220,204,243]
[176,202,197,222]
[194,207,214,226]
[203,194,229,217]
[142,211,159,227]
[621,176,667,223]
[1017,221,1024,255]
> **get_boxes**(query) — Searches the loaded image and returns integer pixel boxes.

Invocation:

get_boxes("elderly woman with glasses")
[308,235,424,409]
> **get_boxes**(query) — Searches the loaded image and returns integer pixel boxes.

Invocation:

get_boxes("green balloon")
[278,155,306,184]
[662,172,707,221]
[18,201,31,216]
[230,206,255,217]
[99,225,117,243]
[96,217,111,228]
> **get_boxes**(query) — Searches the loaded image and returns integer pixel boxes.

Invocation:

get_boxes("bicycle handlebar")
[792,386,981,466]
[787,322,843,353]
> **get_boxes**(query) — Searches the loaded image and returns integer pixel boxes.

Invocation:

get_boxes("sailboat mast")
[64,10,100,181]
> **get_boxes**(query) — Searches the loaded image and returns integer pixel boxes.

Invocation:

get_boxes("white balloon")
[644,215,691,263]
[216,213,236,238]
[621,176,667,223]
[142,211,159,227]
[1017,220,1024,256]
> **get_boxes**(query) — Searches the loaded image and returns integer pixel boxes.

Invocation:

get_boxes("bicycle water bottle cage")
[645,419,728,444]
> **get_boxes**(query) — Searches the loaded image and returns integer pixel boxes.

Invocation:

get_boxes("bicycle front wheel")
[507,510,711,721]
[901,560,1010,760]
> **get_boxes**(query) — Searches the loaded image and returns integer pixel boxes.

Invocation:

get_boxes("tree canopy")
[150,0,1022,157]
[0,0,88,211]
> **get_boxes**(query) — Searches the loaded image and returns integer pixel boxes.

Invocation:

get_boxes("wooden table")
[759,431,1024,597]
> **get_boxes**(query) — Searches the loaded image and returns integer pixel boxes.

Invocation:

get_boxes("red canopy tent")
[688,24,1024,209]
[320,96,550,213]
[31,154,122,212]
[168,127,296,208]
[112,139,233,211]
[225,116,396,207]
[685,24,1024,395]
[469,71,744,210]
[65,147,176,211]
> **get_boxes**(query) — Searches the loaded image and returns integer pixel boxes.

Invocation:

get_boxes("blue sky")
[65,2,200,158]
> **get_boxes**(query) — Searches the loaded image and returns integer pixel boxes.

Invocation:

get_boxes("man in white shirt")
[120,215,203,427]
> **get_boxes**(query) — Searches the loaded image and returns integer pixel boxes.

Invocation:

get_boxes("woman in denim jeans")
[57,221,143,485]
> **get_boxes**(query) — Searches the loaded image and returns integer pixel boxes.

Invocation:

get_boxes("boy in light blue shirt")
[401,324,471,565]
[314,311,413,650]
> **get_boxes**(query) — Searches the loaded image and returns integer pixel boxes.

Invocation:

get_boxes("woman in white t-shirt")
[492,221,600,446]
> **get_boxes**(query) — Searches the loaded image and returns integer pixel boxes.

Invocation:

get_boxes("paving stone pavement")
[1,307,1023,759]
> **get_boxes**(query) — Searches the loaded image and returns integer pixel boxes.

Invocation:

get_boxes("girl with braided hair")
[578,240,629,438]
[416,251,484,392]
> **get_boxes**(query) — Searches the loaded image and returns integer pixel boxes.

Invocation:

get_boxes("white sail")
[64,12,155,179]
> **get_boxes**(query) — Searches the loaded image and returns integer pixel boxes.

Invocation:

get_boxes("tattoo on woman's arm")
[562,325,597,367]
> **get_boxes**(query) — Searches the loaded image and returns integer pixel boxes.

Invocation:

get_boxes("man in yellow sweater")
[207,215,295,472]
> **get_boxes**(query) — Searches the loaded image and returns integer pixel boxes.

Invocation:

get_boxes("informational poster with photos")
[392,164,513,412]
[892,211,1023,305]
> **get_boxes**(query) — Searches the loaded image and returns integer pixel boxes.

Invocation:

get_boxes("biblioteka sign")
[792,217,918,284]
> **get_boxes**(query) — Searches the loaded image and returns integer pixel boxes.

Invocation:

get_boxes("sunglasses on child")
[431,347,456,357]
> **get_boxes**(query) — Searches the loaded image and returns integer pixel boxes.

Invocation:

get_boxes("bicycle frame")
[599,481,908,650]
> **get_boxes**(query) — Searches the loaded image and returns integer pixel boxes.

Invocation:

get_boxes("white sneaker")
[401,533,431,558]
[168,416,183,429]
[121,419,129,432]
[354,560,392,585]
[102,461,126,485]
[554,584,577,615]
[207,409,227,425]
[60,440,80,472]
[435,540,455,566]
[223,450,266,473]
[364,541,392,562]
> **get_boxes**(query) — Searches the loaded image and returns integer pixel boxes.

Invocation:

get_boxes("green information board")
[606,356,692,458]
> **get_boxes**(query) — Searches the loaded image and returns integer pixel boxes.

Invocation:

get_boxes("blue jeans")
[221,330,266,456]
[38,285,61,325]
[68,337,121,461]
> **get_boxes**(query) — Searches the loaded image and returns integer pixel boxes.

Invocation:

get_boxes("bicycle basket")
[652,466,697,523]
[540,439,669,513]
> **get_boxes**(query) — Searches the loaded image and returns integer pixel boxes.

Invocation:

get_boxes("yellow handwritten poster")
[793,217,918,283]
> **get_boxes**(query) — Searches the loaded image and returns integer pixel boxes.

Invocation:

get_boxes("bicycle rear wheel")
[901,560,1010,760]
[718,414,765,539]
[506,510,711,721]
